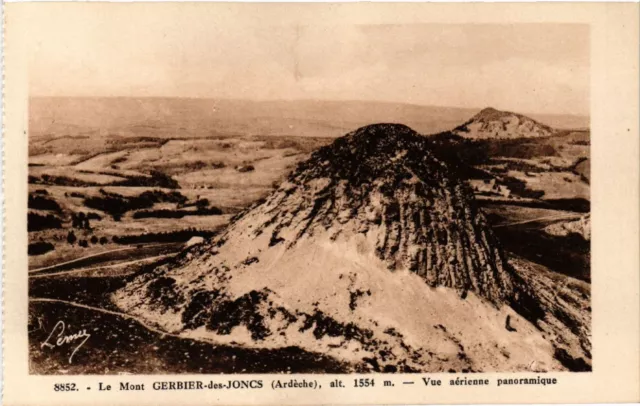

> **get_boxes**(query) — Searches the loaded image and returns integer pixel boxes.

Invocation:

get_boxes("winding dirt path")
[29,254,175,279]
[29,243,177,274]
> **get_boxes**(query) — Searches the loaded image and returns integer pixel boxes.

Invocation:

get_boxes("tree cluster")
[84,189,188,221]
[28,212,63,232]
[71,212,92,229]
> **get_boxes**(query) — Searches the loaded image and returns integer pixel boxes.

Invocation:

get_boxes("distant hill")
[453,107,559,139]
[29,97,588,139]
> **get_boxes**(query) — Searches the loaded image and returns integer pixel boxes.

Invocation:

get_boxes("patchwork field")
[28,132,336,270]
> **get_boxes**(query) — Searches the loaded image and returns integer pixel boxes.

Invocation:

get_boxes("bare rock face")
[250,124,533,307]
[453,107,555,139]
[113,123,565,372]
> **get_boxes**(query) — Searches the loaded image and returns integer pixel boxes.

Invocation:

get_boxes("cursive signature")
[41,320,91,364]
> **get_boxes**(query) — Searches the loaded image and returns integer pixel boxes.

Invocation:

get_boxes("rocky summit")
[113,124,571,372]
[453,107,555,139]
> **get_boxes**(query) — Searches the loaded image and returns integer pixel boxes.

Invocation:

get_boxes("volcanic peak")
[453,107,555,139]
[229,124,542,317]
[110,122,564,372]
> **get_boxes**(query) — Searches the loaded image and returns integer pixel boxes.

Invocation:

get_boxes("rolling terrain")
[28,98,591,374]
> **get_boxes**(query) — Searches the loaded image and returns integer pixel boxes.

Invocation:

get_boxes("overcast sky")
[27,6,589,116]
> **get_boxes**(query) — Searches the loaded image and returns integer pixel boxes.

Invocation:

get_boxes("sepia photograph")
[23,12,595,376]
[4,2,640,405]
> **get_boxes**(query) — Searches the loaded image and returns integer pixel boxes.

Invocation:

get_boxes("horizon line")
[28,95,590,119]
